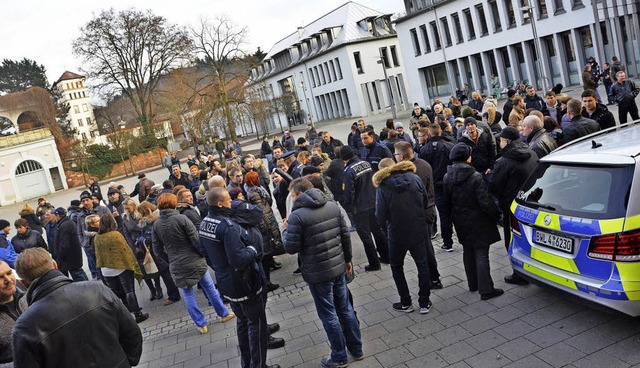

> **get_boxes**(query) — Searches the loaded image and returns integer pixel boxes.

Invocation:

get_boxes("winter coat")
[360,142,393,173]
[19,210,42,234]
[284,189,352,284]
[342,157,376,214]
[152,209,208,288]
[443,163,501,247]
[563,115,601,144]
[11,229,47,253]
[325,159,345,201]
[177,203,202,229]
[582,104,616,130]
[0,233,17,269]
[420,136,454,189]
[502,99,514,126]
[320,137,344,159]
[170,172,191,190]
[0,289,27,364]
[410,158,436,212]
[45,222,57,258]
[36,202,54,225]
[260,141,272,157]
[348,129,364,156]
[94,231,143,281]
[469,98,484,112]
[489,140,539,210]
[526,127,558,159]
[459,128,497,173]
[508,106,525,127]
[12,270,142,368]
[246,185,281,255]
[283,136,296,152]
[582,71,597,90]
[130,178,155,203]
[133,217,169,274]
[373,161,429,248]
[200,207,265,301]
[54,216,84,273]
[524,94,547,113]
[77,205,111,253]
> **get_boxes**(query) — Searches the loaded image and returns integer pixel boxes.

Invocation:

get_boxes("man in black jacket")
[284,178,362,367]
[12,248,142,368]
[170,165,191,190]
[522,116,557,159]
[341,146,389,271]
[52,207,88,282]
[544,91,563,122]
[360,128,393,173]
[320,131,343,159]
[373,160,433,314]
[611,71,640,124]
[77,190,110,281]
[524,86,547,114]
[489,127,539,285]
[502,89,516,126]
[459,118,497,175]
[563,99,600,144]
[581,89,616,130]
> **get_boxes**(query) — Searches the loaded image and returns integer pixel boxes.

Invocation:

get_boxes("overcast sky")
[1,0,401,84]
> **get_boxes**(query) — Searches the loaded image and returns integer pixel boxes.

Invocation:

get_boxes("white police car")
[509,122,640,316]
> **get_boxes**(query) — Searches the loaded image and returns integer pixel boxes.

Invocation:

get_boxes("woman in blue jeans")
[151,193,235,333]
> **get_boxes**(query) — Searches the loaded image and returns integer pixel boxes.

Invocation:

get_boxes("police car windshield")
[517,163,633,219]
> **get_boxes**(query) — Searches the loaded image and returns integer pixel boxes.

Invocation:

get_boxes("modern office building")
[395,0,640,104]
[54,71,103,143]
[247,1,410,129]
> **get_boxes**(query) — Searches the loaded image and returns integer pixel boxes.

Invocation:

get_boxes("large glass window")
[505,0,517,27]
[410,28,422,56]
[476,4,489,36]
[536,0,548,19]
[420,25,432,53]
[430,21,441,49]
[354,52,363,74]
[390,46,400,67]
[452,13,464,43]
[441,17,452,46]
[463,8,476,40]
[489,0,502,32]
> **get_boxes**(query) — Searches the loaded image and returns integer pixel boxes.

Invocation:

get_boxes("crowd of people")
[1,54,638,368]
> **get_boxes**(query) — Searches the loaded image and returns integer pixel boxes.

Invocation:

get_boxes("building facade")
[395,0,640,104]
[54,71,103,143]
[247,2,410,129]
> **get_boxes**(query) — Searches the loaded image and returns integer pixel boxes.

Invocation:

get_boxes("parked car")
[509,121,640,316]
[0,126,17,136]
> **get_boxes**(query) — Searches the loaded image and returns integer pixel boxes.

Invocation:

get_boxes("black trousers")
[461,244,494,295]
[230,293,268,368]
[619,102,640,125]
[354,209,389,267]
[144,268,181,301]
[104,270,141,313]
[424,211,440,281]
[389,237,431,307]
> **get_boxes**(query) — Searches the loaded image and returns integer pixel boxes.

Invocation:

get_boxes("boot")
[134,311,149,323]
[155,289,164,301]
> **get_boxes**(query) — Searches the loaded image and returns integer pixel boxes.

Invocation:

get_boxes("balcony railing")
[0,127,52,149]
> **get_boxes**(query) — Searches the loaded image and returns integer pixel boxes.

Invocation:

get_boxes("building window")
[571,0,584,10]
[82,132,87,140]
[314,67,321,85]
[489,0,502,32]
[536,0,548,19]
[521,0,531,24]
[354,52,364,74]
[600,22,609,45]
[561,32,576,62]
[390,46,400,67]
[74,105,80,114]
[505,0,516,27]
[86,117,92,126]
[78,119,84,127]
[329,60,337,81]
[320,64,326,85]
[545,37,556,57]
[309,68,316,87]
[463,8,476,40]
[452,13,464,43]
[410,28,422,56]
[335,58,343,79]
[82,103,88,112]
[501,47,511,68]
[476,4,489,36]
[380,47,390,68]
[441,17,452,47]
[420,25,431,53]
[552,0,565,14]
[90,130,96,138]
[430,21,441,49]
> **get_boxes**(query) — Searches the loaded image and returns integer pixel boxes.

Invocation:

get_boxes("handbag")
[143,244,159,275]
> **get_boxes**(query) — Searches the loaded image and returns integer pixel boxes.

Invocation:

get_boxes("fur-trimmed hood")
[372,160,416,188]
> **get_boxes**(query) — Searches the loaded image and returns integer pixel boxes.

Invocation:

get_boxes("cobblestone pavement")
[135,231,640,368]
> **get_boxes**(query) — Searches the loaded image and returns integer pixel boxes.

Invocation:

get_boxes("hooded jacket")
[12,269,142,368]
[284,189,352,284]
[11,229,47,253]
[526,127,558,159]
[373,161,429,247]
[420,136,454,189]
[152,209,207,288]
[489,140,539,209]
[443,163,501,247]
[582,103,616,130]
[342,157,375,214]
[459,127,497,173]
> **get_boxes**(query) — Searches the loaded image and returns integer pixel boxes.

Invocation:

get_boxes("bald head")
[207,187,231,207]
[208,175,226,189]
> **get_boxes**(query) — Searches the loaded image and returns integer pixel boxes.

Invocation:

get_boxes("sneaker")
[504,273,529,285]
[320,357,348,368]
[441,245,453,252]
[392,302,414,313]
[481,288,504,301]
[134,312,149,323]
[197,325,208,334]
[430,279,443,290]
[431,231,439,240]
[220,311,236,323]
[293,268,302,274]
[420,301,433,314]
[364,264,381,272]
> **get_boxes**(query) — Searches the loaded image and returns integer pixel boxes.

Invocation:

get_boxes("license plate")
[534,230,573,254]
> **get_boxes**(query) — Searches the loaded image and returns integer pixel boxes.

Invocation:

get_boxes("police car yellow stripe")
[523,263,578,290]
[615,263,640,301]
[534,211,561,231]
[599,218,625,234]
[623,215,640,232]
[530,248,579,273]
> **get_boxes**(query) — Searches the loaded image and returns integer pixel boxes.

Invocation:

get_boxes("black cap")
[70,200,81,206]
[107,187,120,195]
[80,190,92,200]
[0,220,9,229]
[496,126,521,141]
[302,166,321,176]
[450,143,472,162]
[138,172,146,179]
[340,146,355,161]
[311,156,324,167]
[464,117,478,127]
[53,207,67,216]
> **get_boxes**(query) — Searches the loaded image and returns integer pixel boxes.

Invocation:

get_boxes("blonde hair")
[122,198,138,220]
[15,248,54,282]
[137,201,158,222]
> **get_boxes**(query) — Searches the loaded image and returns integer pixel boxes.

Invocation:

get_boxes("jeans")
[308,275,362,363]
[84,248,101,280]
[65,268,89,282]
[462,244,495,295]
[389,236,431,307]
[229,295,268,368]
[434,188,454,247]
[354,209,389,267]
[604,82,613,104]
[619,103,640,125]
[104,270,141,312]
[181,271,229,327]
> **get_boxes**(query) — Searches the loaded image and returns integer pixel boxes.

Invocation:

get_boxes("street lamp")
[298,76,315,128]
[377,57,397,120]
[522,1,548,93]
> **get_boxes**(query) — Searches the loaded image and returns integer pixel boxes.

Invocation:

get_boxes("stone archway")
[17,110,45,131]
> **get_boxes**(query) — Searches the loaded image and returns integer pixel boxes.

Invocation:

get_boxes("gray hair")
[85,214,100,226]
[523,115,543,129]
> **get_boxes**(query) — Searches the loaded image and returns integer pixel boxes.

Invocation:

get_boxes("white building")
[395,0,640,104]
[247,1,410,129]
[54,71,103,143]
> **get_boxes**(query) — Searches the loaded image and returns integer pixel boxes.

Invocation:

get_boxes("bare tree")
[94,96,138,175]
[73,8,191,140]
[190,15,252,140]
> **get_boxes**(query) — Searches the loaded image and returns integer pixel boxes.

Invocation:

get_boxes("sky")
[1,0,401,84]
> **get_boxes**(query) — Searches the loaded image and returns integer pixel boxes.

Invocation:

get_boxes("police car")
[509,122,640,316]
